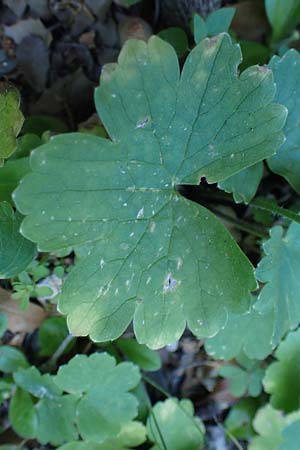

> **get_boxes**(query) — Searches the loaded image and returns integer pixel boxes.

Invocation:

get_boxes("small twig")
[41,334,75,371]
[213,414,245,450]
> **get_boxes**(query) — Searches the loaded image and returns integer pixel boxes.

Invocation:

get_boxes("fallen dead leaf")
[0,287,47,344]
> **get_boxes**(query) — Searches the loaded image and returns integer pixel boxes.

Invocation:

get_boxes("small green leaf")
[263,329,300,413]
[0,84,24,166]
[220,359,264,397]
[239,41,270,72]
[267,50,300,193]
[225,398,258,440]
[9,388,37,438]
[255,222,300,343]
[205,301,276,360]
[194,8,236,43]
[147,398,205,450]
[265,0,300,42]
[193,15,207,43]
[13,134,42,159]
[158,28,188,57]
[54,353,141,442]
[0,202,36,279]
[218,162,263,204]
[38,316,72,357]
[0,158,30,203]
[116,338,161,371]
[22,115,68,137]
[0,346,28,373]
[14,35,286,348]
[205,7,236,37]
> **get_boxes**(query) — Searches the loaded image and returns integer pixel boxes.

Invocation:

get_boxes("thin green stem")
[208,206,267,238]
[143,380,168,450]
[142,373,205,438]
[213,414,245,450]
[41,334,75,371]
[251,197,300,224]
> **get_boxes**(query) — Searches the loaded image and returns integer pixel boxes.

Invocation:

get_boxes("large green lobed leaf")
[14,34,286,348]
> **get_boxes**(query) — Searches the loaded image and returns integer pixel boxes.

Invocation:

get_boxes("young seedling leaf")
[267,50,300,192]
[205,301,276,360]
[255,221,300,344]
[263,329,300,413]
[0,202,36,278]
[14,35,286,348]
[54,353,141,442]
[0,84,24,166]
[193,7,236,43]
[147,398,205,450]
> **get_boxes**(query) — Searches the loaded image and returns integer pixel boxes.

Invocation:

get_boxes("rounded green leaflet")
[267,50,300,193]
[0,202,36,278]
[14,34,286,348]
[54,353,141,442]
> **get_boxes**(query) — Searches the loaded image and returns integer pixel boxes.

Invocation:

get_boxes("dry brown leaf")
[0,287,47,338]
